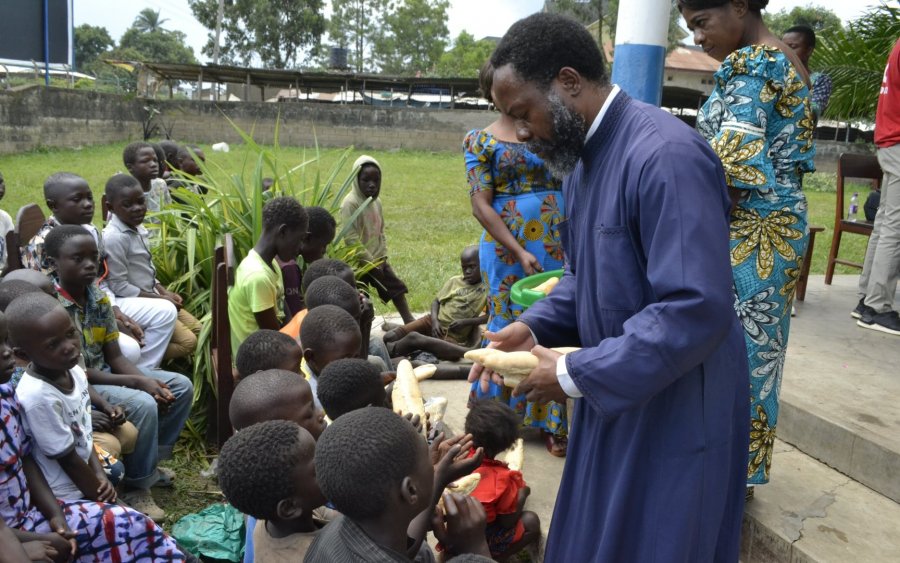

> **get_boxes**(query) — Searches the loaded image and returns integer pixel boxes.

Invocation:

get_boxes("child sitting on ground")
[0,309,185,560]
[317,358,386,420]
[307,407,492,561]
[229,197,308,353]
[218,420,327,562]
[464,400,540,561]
[234,329,303,382]
[103,174,202,361]
[384,245,487,353]
[21,172,149,366]
[8,293,119,503]
[341,155,415,324]
[169,145,209,202]
[280,206,337,317]
[43,224,194,520]
[299,304,362,409]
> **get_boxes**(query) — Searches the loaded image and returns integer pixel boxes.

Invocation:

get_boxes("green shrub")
[150,119,374,444]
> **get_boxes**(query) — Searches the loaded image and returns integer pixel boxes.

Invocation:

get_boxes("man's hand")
[431,493,491,558]
[467,322,536,392]
[133,376,175,407]
[513,345,568,403]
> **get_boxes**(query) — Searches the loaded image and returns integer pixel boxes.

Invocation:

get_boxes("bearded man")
[469,13,750,561]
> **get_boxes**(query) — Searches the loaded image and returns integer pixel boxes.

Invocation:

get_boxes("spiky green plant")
[149,117,374,444]
[814,2,900,121]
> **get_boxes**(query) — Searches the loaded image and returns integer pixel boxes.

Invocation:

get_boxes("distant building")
[662,46,719,97]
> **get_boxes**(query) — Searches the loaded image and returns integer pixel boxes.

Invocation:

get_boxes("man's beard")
[526,91,587,179]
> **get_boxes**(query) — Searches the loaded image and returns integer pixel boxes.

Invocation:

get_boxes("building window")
[667,75,673,81]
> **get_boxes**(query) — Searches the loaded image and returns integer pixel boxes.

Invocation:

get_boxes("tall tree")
[116,28,197,65]
[431,31,495,77]
[190,0,326,69]
[763,4,842,38]
[133,8,170,34]
[815,3,900,121]
[328,0,388,72]
[372,0,450,75]
[73,24,114,73]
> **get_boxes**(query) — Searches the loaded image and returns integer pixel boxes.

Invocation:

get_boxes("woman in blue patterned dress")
[680,0,815,493]
[0,313,185,561]
[465,63,568,457]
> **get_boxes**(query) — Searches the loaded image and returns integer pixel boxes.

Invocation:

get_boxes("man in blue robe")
[469,13,749,562]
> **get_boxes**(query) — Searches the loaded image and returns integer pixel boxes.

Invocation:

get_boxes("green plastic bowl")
[510,269,564,309]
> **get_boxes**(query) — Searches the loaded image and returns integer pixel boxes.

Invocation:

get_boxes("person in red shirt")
[464,400,541,561]
[855,37,900,336]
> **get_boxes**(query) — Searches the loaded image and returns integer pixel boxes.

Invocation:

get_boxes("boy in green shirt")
[228,197,308,353]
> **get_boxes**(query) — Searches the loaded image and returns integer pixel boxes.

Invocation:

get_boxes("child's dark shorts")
[362,262,408,303]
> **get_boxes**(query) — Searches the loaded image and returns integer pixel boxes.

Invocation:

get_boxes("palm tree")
[133,8,169,34]
[814,2,900,121]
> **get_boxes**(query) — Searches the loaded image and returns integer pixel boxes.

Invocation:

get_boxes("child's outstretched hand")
[401,412,422,434]
[434,434,483,490]
[431,493,491,558]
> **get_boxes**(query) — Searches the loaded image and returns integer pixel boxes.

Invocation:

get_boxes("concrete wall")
[0,86,875,173]
[0,86,144,154]
[0,85,493,155]
[158,97,492,151]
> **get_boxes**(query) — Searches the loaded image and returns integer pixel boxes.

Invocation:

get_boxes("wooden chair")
[3,230,22,273]
[15,204,46,249]
[100,194,111,225]
[11,204,46,271]
[824,153,881,284]
[796,225,825,302]
[210,234,236,448]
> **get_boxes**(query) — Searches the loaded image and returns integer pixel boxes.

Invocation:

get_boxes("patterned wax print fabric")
[697,45,815,485]
[463,129,567,438]
[0,384,185,561]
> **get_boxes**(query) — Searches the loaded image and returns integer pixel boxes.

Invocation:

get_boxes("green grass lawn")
[0,141,876,528]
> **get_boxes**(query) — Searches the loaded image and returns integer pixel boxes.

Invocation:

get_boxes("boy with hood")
[340,155,415,324]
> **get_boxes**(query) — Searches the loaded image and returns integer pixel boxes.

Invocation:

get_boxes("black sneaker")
[851,297,875,319]
[857,310,900,336]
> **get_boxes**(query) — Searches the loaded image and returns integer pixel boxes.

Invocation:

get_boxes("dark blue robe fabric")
[519,92,749,562]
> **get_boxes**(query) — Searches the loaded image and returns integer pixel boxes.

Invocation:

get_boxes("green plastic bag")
[172,503,245,562]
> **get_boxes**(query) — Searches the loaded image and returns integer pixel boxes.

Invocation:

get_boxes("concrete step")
[741,440,900,563]
[781,276,900,503]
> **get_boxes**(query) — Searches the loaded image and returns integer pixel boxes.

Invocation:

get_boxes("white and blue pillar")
[610,0,672,106]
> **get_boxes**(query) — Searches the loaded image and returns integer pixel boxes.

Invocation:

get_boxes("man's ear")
[275,497,305,521]
[399,475,422,507]
[731,0,748,18]
[556,67,583,97]
[302,348,317,371]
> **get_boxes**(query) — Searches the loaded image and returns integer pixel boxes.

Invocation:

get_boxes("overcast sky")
[73,0,875,63]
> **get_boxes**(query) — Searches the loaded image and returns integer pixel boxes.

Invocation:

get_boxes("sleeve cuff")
[556,355,583,398]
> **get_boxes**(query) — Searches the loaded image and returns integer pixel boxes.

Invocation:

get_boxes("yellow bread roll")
[391,360,426,433]
[413,364,437,381]
[501,438,524,472]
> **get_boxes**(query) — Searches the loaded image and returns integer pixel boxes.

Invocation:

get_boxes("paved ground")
[377,274,900,562]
